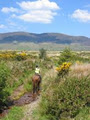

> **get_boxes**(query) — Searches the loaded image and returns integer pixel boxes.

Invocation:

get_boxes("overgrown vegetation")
[39,76,90,120]
[0,52,35,113]
[0,50,53,115]
[0,62,11,112]
[33,48,90,120]
[0,49,90,120]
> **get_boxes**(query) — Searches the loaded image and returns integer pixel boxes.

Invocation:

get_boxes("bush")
[58,48,75,64]
[38,75,90,120]
[39,48,47,60]
[0,62,10,111]
[58,48,90,65]
[15,54,27,61]
[56,62,71,77]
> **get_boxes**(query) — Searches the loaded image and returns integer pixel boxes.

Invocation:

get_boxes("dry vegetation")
[71,63,90,78]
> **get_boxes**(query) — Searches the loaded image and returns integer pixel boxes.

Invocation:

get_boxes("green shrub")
[38,76,90,120]
[58,48,90,65]
[58,48,75,64]
[39,48,47,60]
[15,54,27,61]
[0,62,11,111]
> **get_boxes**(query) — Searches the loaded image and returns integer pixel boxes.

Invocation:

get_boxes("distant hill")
[0,32,90,46]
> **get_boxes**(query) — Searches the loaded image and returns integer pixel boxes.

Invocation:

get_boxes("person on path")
[35,65,42,82]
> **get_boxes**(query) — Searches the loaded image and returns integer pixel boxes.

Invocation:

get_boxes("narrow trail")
[13,92,33,106]
[0,67,56,120]
[21,67,56,120]
[22,97,40,120]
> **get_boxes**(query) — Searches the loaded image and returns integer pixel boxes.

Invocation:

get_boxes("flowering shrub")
[15,52,27,61]
[0,53,13,59]
[56,62,71,77]
[0,51,28,61]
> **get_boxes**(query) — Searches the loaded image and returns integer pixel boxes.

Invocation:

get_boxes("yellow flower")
[56,62,72,76]
[20,52,27,56]
[56,67,60,71]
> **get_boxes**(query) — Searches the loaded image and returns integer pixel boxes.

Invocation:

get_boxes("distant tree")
[39,48,47,60]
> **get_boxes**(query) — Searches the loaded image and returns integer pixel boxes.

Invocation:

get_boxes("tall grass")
[71,63,90,78]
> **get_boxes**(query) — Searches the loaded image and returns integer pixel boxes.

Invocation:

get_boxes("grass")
[75,107,90,120]
[0,106,24,120]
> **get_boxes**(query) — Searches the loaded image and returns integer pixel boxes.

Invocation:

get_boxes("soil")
[0,92,35,118]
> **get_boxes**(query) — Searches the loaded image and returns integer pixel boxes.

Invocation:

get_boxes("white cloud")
[18,10,57,23]
[0,24,6,29]
[17,0,59,10]
[16,0,60,23]
[71,9,90,22]
[1,7,19,13]
[1,0,60,24]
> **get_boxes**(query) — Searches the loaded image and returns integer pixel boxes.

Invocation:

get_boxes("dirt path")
[22,97,40,120]
[21,67,56,120]
[13,92,33,106]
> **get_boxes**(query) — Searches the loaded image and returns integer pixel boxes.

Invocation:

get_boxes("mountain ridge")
[0,32,90,46]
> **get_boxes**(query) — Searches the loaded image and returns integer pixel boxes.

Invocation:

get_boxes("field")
[0,43,90,51]
[0,49,90,120]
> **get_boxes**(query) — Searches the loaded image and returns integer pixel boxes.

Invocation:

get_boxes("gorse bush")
[38,75,90,120]
[0,62,11,111]
[15,52,27,61]
[0,51,29,61]
[56,62,71,77]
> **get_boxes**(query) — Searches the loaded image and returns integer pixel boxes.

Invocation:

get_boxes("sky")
[0,0,90,37]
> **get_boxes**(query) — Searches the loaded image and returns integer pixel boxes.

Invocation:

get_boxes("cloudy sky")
[0,0,90,37]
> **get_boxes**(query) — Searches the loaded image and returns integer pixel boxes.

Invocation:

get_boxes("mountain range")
[0,32,90,46]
